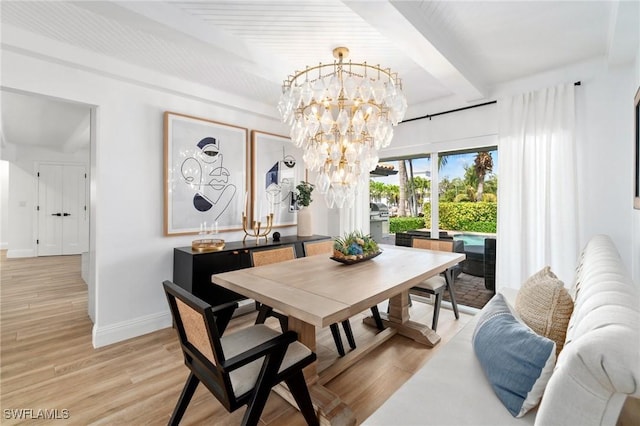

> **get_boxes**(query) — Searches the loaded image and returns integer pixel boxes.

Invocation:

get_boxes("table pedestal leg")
[363,291,441,347]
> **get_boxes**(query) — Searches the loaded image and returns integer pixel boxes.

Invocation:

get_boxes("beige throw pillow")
[515,266,574,355]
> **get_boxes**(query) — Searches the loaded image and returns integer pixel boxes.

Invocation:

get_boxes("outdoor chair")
[303,239,385,356]
[163,280,318,426]
[410,237,461,331]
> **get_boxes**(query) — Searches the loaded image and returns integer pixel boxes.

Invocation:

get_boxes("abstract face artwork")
[165,112,247,235]
[181,137,236,218]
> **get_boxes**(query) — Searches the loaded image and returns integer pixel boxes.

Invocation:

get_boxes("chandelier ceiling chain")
[278,46,407,208]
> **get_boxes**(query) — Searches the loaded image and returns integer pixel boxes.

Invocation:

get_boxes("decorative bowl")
[330,250,381,265]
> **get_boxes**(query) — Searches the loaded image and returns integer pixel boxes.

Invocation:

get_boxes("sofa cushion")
[515,266,573,355]
[472,293,556,417]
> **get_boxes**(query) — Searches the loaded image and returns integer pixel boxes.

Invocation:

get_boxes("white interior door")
[37,164,88,256]
[62,165,88,254]
[38,164,64,256]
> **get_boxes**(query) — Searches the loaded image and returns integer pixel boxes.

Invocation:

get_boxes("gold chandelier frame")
[282,47,402,92]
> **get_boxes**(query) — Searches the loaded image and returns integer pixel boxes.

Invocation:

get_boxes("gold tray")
[192,239,225,252]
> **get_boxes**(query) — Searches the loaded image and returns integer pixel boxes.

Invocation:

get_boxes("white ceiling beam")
[343,0,486,102]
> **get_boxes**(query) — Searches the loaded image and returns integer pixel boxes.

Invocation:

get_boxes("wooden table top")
[212,244,465,328]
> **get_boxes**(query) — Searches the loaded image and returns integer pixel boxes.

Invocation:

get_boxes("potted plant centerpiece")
[296,181,314,237]
[332,231,381,264]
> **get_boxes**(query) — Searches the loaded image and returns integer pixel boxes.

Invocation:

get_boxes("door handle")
[51,213,62,216]
[63,213,71,217]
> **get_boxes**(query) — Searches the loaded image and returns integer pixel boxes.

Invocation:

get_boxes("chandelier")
[278,47,407,208]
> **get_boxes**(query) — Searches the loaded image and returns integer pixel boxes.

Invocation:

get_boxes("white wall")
[575,62,636,278]
[0,160,9,249]
[7,162,34,257]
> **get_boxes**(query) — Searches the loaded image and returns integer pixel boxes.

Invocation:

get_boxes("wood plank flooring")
[0,251,472,425]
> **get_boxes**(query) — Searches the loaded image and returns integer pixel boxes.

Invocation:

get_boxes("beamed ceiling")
[1,1,638,151]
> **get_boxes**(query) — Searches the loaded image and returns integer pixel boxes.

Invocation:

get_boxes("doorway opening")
[0,89,95,322]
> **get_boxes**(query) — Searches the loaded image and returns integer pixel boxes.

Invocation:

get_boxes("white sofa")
[365,235,639,425]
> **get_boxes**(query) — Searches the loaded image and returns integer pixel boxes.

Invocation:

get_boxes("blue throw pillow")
[472,293,556,417]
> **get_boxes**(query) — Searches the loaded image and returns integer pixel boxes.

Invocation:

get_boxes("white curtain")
[496,83,578,289]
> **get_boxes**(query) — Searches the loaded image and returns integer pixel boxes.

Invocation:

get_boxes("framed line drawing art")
[251,130,304,227]
[634,86,640,210]
[164,112,248,235]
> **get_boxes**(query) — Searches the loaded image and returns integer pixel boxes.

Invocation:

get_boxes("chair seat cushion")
[413,275,446,292]
[222,325,312,397]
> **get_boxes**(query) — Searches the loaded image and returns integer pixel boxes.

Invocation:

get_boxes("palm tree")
[437,155,448,170]
[369,180,385,203]
[398,160,408,216]
[411,176,430,211]
[384,184,399,208]
[474,151,494,202]
[407,159,418,216]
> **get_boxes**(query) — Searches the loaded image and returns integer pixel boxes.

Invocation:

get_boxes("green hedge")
[459,220,496,233]
[389,216,426,233]
[389,202,497,234]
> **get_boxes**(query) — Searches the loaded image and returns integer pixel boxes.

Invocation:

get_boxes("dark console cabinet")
[173,235,330,305]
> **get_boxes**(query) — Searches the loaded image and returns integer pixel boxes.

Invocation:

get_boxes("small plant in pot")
[295,181,314,237]
[295,181,314,208]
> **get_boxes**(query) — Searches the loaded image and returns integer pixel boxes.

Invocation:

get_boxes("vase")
[297,206,312,237]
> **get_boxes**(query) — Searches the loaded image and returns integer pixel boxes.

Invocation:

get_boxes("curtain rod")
[401,81,581,124]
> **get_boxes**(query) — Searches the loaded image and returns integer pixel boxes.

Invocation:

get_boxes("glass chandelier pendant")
[278,47,407,208]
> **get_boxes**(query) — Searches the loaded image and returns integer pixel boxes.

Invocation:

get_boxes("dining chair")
[250,245,297,332]
[302,239,385,356]
[410,237,461,331]
[302,239,334,257]
[163,280,318,426]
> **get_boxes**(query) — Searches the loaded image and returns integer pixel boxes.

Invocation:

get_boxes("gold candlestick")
[242,213,274,244]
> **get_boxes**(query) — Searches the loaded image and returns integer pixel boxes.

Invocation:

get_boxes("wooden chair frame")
[163,281,318,426]
[410,237,461,331]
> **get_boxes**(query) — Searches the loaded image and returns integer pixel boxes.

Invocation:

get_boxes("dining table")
[212,243,465,425]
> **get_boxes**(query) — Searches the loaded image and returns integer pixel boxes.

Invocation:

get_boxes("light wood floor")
[0,251,472,425]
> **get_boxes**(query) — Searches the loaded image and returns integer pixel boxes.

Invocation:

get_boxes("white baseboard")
[92,311,172,348]
[92,300,256,348]
[6,248,35,258]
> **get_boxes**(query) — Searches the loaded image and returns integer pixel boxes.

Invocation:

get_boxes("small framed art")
[251,130,304,227]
